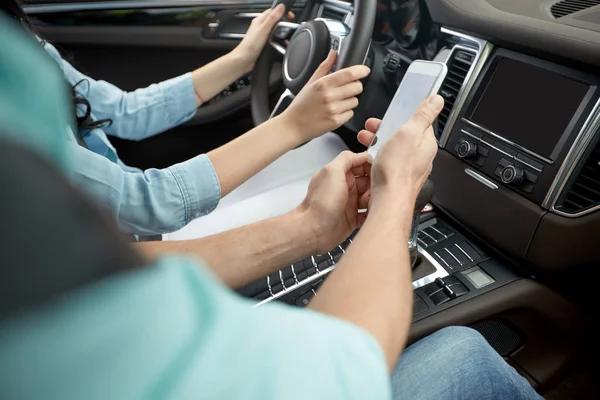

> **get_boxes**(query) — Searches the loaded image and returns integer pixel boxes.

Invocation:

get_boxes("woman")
[2,0,369,236]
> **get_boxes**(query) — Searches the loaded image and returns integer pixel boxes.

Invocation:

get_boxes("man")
[0,13,541,399]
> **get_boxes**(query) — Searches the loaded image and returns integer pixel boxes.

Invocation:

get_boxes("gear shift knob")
[409,180,434,269]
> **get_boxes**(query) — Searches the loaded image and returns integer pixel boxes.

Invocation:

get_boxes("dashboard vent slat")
[436,49,476,141]
[557,129,600,213]
[550,0,600,19]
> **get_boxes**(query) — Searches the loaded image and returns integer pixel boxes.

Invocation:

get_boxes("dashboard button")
[430,289,451,305]
[523,170,539,183]
[493,140,517,157]
[499,158,511,168]
[477,146,489,157]
[501,165,524,185]
[448,282,469,298]
[456,139,478,159]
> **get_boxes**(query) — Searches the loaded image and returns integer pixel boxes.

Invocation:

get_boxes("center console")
[445,48,600,206]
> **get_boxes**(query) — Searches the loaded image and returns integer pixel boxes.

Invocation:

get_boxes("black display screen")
[470,57,589,159]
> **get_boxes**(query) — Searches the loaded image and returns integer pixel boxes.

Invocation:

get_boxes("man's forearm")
[308,191,415,371]
[136,208,316,289]
[206,116,302,197]
[191,50,251,106]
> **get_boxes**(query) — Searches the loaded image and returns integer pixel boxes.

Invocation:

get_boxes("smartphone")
[367,60,448,163]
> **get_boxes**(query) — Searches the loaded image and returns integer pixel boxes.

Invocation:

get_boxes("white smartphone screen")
[367,62,447,162]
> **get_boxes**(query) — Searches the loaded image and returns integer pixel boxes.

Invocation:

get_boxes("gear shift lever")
[409,179,434,269]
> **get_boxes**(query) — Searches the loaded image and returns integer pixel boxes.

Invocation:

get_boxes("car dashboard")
[236,0,600,391]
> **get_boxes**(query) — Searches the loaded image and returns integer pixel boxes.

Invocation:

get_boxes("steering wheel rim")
[251,0,377,126]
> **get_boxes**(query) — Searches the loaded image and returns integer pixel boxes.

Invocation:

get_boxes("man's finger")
[323,65,370,87]
[357,130,375,147]
[355,176,370,196]
[352,161,370,177]
[287,11,295,20]
[333,151,369,174]
[358,190,371,210]
[307,51,337,84]
[365,118,382,133]
[401,95,444,135]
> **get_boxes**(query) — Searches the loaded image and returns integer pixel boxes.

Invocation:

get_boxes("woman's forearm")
[191,50,252,106]
[206,115,303,197]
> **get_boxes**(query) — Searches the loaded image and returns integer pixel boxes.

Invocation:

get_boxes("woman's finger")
[331,97,359,114]
[287,11,295,20]
[323,65,370,87]
[329,80,363,101]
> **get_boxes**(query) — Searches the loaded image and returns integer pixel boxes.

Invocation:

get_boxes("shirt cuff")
[169,154,221,225]
[159,72,198,127]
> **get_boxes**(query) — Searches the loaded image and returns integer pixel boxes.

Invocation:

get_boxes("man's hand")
[370,95,444,206]
[297,151,371,254]
[234,4,294,71]
[357,117,381,147]
[280,51,370,143]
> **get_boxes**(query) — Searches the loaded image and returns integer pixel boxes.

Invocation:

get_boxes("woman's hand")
[233,4,293,72]
[279,51,371,142]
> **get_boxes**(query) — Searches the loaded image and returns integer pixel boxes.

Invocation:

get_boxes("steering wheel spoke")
[270,89,295,118]
[269,21,300,55]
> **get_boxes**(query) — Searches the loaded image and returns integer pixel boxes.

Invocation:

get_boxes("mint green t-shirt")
[0,258,391,399]
[0,12,390,399]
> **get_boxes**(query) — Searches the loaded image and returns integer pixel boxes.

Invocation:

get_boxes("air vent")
[558,133,600,213]
[319,6,349,21]
[436,49,476,140]
[550,0,600,19]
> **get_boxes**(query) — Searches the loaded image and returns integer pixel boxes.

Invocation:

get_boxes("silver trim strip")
[254,247,448,307]
[269,89,295,119]
[438,28,493,148]
[444,248,463,266]
[544,97,600,215]
[454,243,473,262]
[461,129,543,172]
[219,32,245,39]
[25,0,255,14]
[465,168,499,190]
[235,12,262,18]
[463,119,552,164]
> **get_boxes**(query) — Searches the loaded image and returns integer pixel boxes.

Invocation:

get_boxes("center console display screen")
[470,57,589,160]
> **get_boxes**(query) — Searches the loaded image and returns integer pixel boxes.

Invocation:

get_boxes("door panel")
[27,1,293,168]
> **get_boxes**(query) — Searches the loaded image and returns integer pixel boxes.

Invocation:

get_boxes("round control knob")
[456,140,477,159]
[501,164,524,185]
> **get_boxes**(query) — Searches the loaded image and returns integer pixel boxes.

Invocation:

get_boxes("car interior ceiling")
[25,0,600,398]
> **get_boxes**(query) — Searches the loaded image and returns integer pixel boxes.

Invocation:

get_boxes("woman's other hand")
[280,51,371,142]
[234,4,293,72]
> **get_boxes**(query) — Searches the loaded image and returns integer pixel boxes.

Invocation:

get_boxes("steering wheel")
[251,0,377,126]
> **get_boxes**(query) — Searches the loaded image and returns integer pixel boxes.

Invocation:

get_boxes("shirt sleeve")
[0,257,391,400]
[43,42,197,141]
[68,142,221,235]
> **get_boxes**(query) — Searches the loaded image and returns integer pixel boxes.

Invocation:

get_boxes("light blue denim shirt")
[44,42,221,235]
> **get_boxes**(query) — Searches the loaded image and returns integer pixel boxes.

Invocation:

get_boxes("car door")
[26,0,298,169]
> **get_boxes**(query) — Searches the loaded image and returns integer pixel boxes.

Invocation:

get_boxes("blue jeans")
[391,326,543,399]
